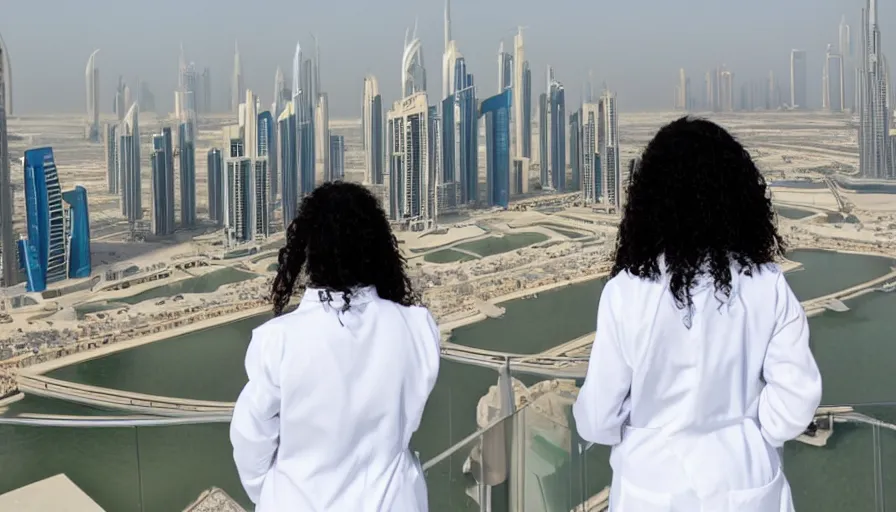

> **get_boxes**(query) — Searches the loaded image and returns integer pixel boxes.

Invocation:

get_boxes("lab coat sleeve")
[407,307,442,435]
[573,279,633,446]
[230,326,284,504]
[758,272,823,447]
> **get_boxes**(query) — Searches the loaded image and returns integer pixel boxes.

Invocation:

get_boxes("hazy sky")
[3,0,894,117]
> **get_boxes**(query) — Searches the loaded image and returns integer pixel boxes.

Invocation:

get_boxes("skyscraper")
[823,44,845,112]
[293,44,316,198]
[858,0,894,179]
[569,111,581,192]
[179,121,196,228]
[362,75,384,185]
[538,92,548,186]
[428,106,442,215]
[176,47,198,138]
[119,103,142,224]
[315,93,331,183]
[580,102,600,204]
[330,135,345,181]
[719,68,735,112]
[208,148,224,225]
[481,88,512,208]
[387,92,432,229]
[278,101,299,229]
[498,41,513,92]
[150,129,176,236]
[512,28,527,169]
[444,58,478,205]
[223,115,269,243]
[0,32,11,117]
[790,49,808,109]
[104,124,118,194]
[840,15,852,58]
[402,24,427,97]
[273,67,287,120]
[442,0,460,101]
[258,110,277,203]
[549,79,566,192]
[599,90,622,211]
[231,42,244,114]
[62,186,91,281]
[200,67,212,114]
[85,49,100,142]
[19,148,91,292]
[521,61,532,159]
[676,68,689,110]
[0,32,15,286]
[114,76,127,122]
[224,157,252,244]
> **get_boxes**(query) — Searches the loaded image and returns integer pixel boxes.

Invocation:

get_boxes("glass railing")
[3,360,896,511]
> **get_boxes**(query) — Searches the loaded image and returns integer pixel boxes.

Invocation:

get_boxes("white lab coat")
[230,286,441,511]
[573,261,822,511]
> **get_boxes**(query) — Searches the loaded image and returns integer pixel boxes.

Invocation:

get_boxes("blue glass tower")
[257,110,277,200]
[538,92,549,187]
[258,110,276,198]
[569,111,581,191]
[62,186,90,279]
[207,148,224,225]
[21,148,65,291]
[178,121,196,227]
[448,58,478,204]
[550,82,566,191]
[19,147,91,292]
[151,129,175,236]
[330,135,345,181]
[278,106,299,230]
[521,62,532,158]
[481,89,512,209]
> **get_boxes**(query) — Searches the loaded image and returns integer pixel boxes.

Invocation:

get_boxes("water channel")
[2,249,896,510]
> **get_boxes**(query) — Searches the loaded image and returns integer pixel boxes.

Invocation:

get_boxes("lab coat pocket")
[616,476,671,512]
[727,467,784,511]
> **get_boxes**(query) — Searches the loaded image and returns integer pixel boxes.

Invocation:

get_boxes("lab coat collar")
[301,285,379,308]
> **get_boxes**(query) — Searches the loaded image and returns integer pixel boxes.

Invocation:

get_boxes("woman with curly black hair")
[230,182,440,511]
[573,117,821,511]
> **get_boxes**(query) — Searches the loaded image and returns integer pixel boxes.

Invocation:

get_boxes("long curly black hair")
[612,116,785,308]
[271,181,418,315]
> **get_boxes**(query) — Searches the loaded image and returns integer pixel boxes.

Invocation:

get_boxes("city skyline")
[2,1,893,117]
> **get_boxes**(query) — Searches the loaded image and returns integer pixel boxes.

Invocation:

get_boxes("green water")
[424,249,477,264]
[455,232,549,257]
[776,205,816,220]
[116,268,257,305]
[424,232,549,263]
[3,249,896,511]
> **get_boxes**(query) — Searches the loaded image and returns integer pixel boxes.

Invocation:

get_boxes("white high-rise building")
[85,49,100,142]
[823,44,845,112]
[231,42,244,114]
[790,49,808,109]
[599,90,622,211]
[386,92,433,230]
[512,27,526,167]
[0,31,14,286]
[441,0,460,100]
[402,22,427,97]
[362,75,384,185]
[858,0,895,179]
[315,93,331,183]
[119,103,142,223]
[581,103,599,204]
